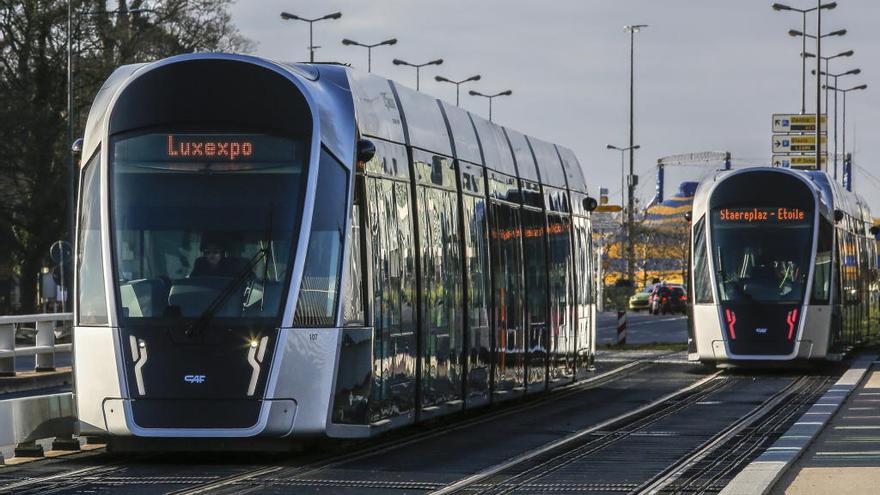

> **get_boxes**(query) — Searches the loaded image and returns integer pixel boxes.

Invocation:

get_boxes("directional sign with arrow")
[772,134,827,153]
[772,114,827,133]
[772,154,827,169]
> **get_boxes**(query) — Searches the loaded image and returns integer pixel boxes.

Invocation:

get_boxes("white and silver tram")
[688,167,879,365]
[73,53,598,446]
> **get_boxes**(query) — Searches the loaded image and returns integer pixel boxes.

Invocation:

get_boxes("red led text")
[167,135,253,161]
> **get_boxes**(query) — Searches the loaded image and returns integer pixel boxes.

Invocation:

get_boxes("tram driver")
[190,234,247,278]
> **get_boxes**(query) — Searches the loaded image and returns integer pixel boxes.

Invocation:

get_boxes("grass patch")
[599,342,688,351]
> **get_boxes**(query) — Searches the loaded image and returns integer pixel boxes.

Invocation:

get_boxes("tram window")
[811,217,833,304]
[77,152,109,325]
[294,150,350,327]
[710,207,812,304]
[342,182,365,326]
[110,132,307,322]
[692,216,713,304]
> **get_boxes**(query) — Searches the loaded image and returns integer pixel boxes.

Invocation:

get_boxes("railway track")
[0,354,679,494]
[429,372,835,495]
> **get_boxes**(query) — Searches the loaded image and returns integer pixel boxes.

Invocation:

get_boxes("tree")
[0,0,253,313]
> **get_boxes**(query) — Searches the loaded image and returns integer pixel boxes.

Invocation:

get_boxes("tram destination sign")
[772,134,827,153]
[772,114,827,133]
[772,154,827,169]
[714,207,809,224]
[114,133,301,165]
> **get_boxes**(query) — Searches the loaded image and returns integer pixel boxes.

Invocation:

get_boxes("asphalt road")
[597,310,687,345]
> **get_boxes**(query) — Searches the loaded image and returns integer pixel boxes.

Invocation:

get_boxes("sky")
[229,0,880,211]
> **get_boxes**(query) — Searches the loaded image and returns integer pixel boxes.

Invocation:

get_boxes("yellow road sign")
[772,134,827,153]
[772,114,827,133]
[772,154,827,169]
[595,204,623,212]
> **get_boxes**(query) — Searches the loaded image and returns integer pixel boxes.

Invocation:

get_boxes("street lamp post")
[772,2,837,114]
[66,6,151,272]
[468,89,512,122]
[435,74,481,106]
[606,144,640,210]
[825,83,867,187]
[392,58,443,91]
[814,66,859,178]
[623,24,647,284]
[805,49,853,137]
[788,25,846,173]
[341,38,397,73]
[280,11,342,63]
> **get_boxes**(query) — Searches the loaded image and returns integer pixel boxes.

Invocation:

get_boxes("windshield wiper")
[258,208,274,312]
[184,248,268,338]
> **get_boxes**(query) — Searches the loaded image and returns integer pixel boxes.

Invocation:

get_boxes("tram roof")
[82,54,588,194]
[691,167,872,228]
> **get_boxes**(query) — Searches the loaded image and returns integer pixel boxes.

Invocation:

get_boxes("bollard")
[617,311,627,345]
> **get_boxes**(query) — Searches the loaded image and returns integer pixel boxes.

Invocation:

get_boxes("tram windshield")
[710,206,813,304]
[110,132,308,323]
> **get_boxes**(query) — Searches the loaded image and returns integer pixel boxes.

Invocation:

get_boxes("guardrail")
[0,313,73,376]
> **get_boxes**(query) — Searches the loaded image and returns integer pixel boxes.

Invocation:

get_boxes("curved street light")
[813,65,859,177]
[824,83,867,185]
[605,144,641,212]
[468,89,512,122]
[392,58,443,91]
[341,38,396,73]
[280,11,342,63]
[435,74,481,106]
[772,1,838,114]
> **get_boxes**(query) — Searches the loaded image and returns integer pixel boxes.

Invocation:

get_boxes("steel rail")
[170,357,671,495]
[635,375,823,494]
[0,353,674,494]
[646,375,832,494]
[428,370,725,495]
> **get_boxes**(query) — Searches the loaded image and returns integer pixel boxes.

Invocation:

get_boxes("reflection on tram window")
[110,132,307,322]
[711,206,812,304]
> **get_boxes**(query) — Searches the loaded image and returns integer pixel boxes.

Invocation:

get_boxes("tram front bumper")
[711,340,814,361]
[101,398,297,437]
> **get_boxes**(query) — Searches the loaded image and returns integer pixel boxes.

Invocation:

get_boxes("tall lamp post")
[341,38,397,73]
[814,66,859,178]
[825,83,867,188]
[279,11,342,63]
[435,74,481,106]
[623,24,647,284]
[468,89,512,122]
[789,22,845,173]
[772,2,837,114]
[605,144,640,210]
[66,6,150,267]
[392,58,443,91]
[804,49,852,121]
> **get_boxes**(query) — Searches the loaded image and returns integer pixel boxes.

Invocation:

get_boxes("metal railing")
[0,313,73,376]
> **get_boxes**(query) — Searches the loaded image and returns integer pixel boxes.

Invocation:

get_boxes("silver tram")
[688,167,879,364]
[73,53,598,446]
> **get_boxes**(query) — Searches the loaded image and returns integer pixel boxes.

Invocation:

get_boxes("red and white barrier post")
[617,310,627,345]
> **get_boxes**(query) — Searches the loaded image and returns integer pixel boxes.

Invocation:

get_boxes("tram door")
[413,150,464,411]
[489,171,526,397]
[521,203,548,392]
[572,214,593,377]
[332,139,418,426]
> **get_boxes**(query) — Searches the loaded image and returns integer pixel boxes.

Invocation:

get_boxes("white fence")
[0,313,73,375]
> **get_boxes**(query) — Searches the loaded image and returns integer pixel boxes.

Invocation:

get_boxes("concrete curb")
[0,368,72,395]
[719,353,878,495]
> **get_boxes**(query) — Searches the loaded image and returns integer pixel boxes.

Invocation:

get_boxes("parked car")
[628,283,658,311]
[650,284,687,315]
